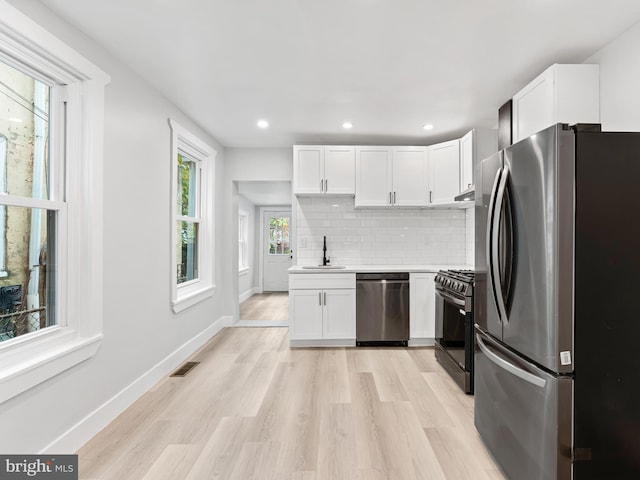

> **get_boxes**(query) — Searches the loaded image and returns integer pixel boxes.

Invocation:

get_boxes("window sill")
[239,267,250,276]
[0,328,103,405]
[172,284,216,313]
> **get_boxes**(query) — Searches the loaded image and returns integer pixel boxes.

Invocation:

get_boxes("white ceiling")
[36,0,640,148]
[238,181,292,207]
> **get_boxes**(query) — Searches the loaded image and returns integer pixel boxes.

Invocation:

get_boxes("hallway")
[239,292,288,322]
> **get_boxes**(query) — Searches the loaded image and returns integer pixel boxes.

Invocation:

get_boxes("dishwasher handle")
[356,272,409,281]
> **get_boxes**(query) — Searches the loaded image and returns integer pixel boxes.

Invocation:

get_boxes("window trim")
[0,134,6,277]
[0,2,109,405]
[169,119,216,313]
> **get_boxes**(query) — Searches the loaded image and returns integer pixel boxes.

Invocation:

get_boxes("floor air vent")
[170,361,200,377]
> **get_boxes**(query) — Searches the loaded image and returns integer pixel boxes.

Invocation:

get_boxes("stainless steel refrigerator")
[474,123,640,480]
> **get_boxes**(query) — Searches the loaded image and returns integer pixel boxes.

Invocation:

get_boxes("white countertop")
[288,264,472,273]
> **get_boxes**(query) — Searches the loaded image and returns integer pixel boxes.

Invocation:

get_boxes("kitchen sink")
[301,265,347,270]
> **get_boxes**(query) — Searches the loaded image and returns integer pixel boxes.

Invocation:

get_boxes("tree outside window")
[268,216,290,255]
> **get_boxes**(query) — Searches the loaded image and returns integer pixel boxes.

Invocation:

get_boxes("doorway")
[234,181,292,325]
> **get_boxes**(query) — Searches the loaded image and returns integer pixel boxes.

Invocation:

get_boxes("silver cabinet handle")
[393,191,396,204]
[320,179,324,193]
[429,191,432,203]
[323,292,327,305]
[325,179,328,192]
[319,292,322,305]
[476,333,546,388]
[389,192,392,205]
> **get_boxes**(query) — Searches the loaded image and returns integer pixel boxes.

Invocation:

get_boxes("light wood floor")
[240,292,288,321]
[77,327,504,480]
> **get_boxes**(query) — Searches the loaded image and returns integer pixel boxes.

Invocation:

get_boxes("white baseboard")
[290,339,355,347]
[40,315,233,454]
[234,319,288,327]
[238,287,258,304]
[408,338,435,347]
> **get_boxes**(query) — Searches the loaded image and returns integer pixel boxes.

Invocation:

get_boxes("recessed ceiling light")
[257,119,269,129]
[423,123,434,131]
[342,122,353,129]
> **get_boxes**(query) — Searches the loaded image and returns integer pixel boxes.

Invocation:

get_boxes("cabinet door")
[410,273,436,339]
[392,147,428,206]
[355,147,392,207]
[460,131,474,191]
[324,146,355,194]
[289,289,323,340]
[512,67,554,142]
[429,140,460,204]
[323,289,356,339]
[293,146,324,194]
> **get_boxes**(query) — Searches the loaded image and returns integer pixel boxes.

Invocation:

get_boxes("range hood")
[455,185,475,202]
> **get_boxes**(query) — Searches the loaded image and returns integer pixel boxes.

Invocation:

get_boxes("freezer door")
[474,328,572,480]
[501,124,575,373]
[475,151,503,339]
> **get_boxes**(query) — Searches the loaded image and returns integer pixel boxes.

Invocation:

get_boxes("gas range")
[435,269,475,296]
[434,269,476,394]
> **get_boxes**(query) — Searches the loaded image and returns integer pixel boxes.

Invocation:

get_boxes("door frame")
[258,206,293,293]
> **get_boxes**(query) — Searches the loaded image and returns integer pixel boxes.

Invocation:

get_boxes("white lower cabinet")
[289,273,356,345]
[410,273,436,342]
[323,289,356,339]
[289,289,324,339]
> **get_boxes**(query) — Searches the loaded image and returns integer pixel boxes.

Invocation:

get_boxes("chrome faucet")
[322,235,330,265]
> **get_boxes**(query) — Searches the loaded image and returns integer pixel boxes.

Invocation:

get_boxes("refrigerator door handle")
[486,165,505,326]
[492,164,510,325]
[476,332,547,388]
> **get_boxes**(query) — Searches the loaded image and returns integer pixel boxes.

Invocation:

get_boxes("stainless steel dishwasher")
[356,272,410,346]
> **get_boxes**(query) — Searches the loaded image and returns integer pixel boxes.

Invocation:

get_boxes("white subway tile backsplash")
[295,196,468,266]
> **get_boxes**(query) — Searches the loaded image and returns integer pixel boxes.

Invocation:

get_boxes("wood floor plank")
[140,444,200,480]
[367,348,410,402]
[316,403,358,480]
[77,327,504,480]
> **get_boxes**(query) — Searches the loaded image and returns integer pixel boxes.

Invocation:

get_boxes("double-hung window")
[170,120,216,312]
[238,211,249,274]
[0,3,109,404]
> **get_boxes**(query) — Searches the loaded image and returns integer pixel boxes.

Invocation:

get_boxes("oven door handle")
[435,288,466,308]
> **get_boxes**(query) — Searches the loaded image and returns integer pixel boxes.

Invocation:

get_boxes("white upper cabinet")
[355,146,427,207]
[512,64,599,143]
[460,132,474,191]
[428,139,460,205]
[392,147,428,206]
[459,129,498,191]
[355,147,393,207]
[324,146,356,194]
[293,145,355,195]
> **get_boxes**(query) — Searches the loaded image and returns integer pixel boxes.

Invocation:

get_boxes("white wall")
[295,196,467,266]
[238,194,257,301]
[3,0,230,453]
[465,208,475,266]
[586,20,640,131]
